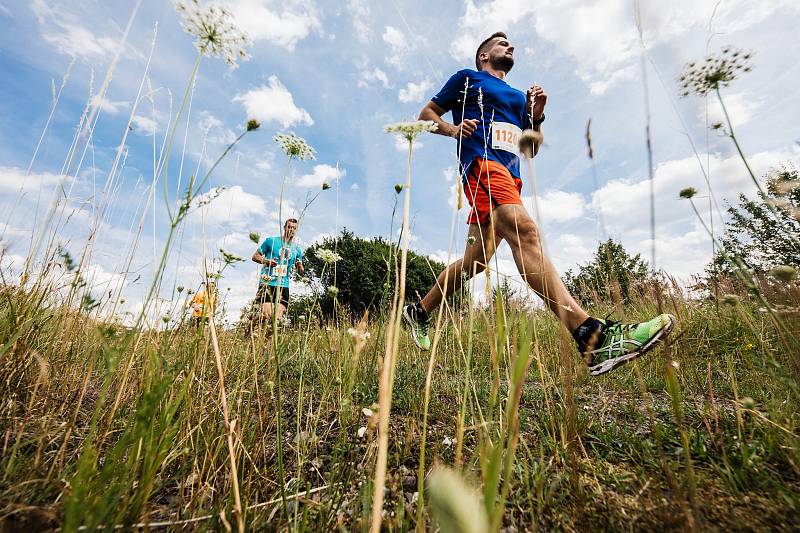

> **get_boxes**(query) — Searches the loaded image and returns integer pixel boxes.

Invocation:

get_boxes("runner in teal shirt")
[252,218,304,325]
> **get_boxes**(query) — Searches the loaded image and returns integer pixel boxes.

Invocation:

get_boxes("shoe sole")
[402,306,430,351]
[588,315,676,376]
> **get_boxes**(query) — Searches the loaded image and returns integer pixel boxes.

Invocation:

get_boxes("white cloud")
[0,166,69,193]
[394,135,423,152]
[383,26,407,50]
[351,182,360,190]
[346,0,372,42]
[358,67,390,89]
[295,164,345,188]
[708,92,761,129]
[591,148,798,234]
[398,79,433,103]
[228,0,321,50]
[523,190,586,223]
[91,96,129,115]
[189,185,268,228]
[450,0,800,94]
[198,113,237,145]
[31,0,116,59]
[233,76,313,128]
[131,115,159,135]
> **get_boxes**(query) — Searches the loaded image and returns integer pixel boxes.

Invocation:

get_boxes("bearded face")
[484,38,515,73]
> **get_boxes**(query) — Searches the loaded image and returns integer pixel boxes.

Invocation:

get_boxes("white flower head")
[362,407,374,418]
[316,248,342,264]
[274,132,316,160]
[174,0,251,67]
[357,426,367,438]
[442,436,454,447]
[348,327,371,344]
[384,120,438,142]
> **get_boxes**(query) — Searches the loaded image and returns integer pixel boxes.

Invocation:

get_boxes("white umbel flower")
[316,248,342,264]
[174,0,251,67]
[384,120,438,142]
[274,132,316,160]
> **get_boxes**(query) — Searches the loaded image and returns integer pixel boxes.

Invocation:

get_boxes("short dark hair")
[475,32,507,70]
[284,218,298,226]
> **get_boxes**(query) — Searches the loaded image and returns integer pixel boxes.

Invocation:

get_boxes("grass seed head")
[679,187,698,199]
[249,231,260,244]
[246,119,260,131]
[769,265,796,283]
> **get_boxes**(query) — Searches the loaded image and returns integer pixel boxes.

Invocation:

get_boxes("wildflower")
[679,187,698,199]
[316,248,342,264]
[246,119,260,131]
[274,132,315,160]
[322,181,331,190]
[769,265,796,282]
[327,285,339,298]
[740,397,755,410]
[362,407,374,418]
[174,0,251,67]
[249,231,260,244]
[358,426,367,438]
[679,47,753,97]
[384,120,438,142]
[394,183,404,194]
[467,235,476,245]
[220,248,244,264]
[721,294,741,306]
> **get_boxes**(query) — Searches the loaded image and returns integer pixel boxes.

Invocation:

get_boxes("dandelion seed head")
[174,0,251,68]
[274,132,316,160]
[384,120,437,142]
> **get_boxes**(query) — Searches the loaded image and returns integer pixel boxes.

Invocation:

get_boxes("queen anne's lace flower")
[384,120,438,142]
[678,47,752,97]
[174,0,251,67]
[274,132,316,160]
[316,248,342,264]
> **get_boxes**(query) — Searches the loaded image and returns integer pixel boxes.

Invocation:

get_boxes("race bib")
[491,121,522,153]
[274,264,288,277]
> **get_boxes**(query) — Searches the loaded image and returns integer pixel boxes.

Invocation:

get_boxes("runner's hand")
[526,85,547,121]
[451,119,479,139]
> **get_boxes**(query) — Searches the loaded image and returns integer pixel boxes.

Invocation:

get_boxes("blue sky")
[1,0,799,323]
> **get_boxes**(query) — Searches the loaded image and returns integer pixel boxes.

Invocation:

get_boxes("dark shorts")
[256,284,290,307]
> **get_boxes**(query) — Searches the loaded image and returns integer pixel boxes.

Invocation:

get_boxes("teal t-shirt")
[258,236,303,288]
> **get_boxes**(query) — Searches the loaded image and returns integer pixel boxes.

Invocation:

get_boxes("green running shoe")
[585,314,676,376]
[402,304,432,351]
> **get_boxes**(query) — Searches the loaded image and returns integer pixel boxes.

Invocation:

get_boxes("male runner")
[402,32,675,376]
[251,218,304,325]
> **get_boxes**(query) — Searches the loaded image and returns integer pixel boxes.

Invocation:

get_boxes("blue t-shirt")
[431,69,532,180]
[258,236,303,288]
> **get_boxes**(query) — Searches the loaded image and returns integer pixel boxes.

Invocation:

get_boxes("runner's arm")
[418,101,478,139]
[252,251,277,267]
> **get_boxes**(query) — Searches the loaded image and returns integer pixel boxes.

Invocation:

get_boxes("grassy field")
[1,279,798,531]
